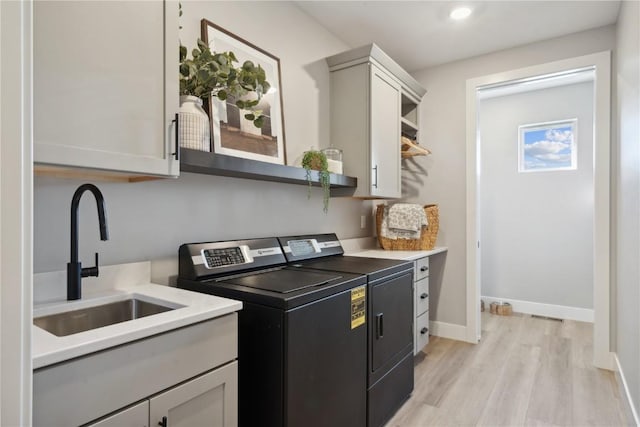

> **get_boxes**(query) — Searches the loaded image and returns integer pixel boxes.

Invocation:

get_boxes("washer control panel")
[203,247,246,269]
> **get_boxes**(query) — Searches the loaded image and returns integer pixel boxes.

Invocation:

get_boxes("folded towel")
[380,204,428,240]
[388,203,428,232]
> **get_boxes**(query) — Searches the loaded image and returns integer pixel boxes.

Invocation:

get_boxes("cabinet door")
[370,65,402,198]
[34,1,179,177]
[86,401,149,427]
[149,361,238,427]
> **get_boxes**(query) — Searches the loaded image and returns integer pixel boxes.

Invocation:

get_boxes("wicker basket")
[375,204,439,250]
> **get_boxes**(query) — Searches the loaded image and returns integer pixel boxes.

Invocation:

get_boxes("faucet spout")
[67,183,109,300]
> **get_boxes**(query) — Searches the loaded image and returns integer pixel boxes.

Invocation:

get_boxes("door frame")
[465,51,614,370]
[1,0,33,423]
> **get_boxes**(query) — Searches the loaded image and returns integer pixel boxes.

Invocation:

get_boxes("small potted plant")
[302,150,331,213]
[178,39,270,150]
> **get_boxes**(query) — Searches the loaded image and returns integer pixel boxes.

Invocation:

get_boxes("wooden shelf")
[180,148,358,193]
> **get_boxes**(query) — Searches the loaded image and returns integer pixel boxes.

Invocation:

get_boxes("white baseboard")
[429,320,470,342]
[482,295,594,323]
[615,353,640,426]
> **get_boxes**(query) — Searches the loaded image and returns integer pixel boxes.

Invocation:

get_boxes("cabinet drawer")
[414,257,429,281]
[415,312,429,353]
[415,277,429,316]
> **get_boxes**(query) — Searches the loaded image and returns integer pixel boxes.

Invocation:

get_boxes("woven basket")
[375,204,439,250]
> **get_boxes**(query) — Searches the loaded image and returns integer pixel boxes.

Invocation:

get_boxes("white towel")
[381,204,428,240]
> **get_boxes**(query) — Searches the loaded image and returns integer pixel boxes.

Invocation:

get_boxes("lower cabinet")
[149,362,238,427]
[34,314,238,427]
[88,362,238,427]
[413,256,430,355]
[86,401,149,427]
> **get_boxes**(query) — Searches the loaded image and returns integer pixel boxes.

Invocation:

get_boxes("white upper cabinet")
[327,44,426,198]
[34,0,179,177]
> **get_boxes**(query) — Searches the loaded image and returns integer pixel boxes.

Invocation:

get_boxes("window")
[518,119,577,172]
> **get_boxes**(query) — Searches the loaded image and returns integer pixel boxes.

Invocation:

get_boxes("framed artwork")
[202,19,286,165]
[518,119,577,172]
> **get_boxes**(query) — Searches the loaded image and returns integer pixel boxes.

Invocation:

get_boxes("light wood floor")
[387,312,631,426]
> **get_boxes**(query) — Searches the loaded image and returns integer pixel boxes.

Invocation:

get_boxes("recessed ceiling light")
[450,6,472,20]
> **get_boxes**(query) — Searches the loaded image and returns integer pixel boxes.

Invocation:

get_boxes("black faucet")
[67,183,109,300]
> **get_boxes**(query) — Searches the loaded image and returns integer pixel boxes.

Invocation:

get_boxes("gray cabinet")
[326,44,426,198]
[89,362,238,427]
[414,256,430,354]
[87,402,149,427]
[33,0,179,177]
[34,314,238,427]
[149,362,238,427]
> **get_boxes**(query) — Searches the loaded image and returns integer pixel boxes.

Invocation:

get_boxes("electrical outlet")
[360,215,366,229]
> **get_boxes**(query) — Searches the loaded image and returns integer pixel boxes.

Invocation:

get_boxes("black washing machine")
[277,234,415,427]
[177,237,368,427]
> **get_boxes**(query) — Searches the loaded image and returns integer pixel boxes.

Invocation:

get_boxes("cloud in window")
[520,122,576,171]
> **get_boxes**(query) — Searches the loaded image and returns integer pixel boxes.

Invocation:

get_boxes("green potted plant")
[302,150,331,213]
[178,39,270,150]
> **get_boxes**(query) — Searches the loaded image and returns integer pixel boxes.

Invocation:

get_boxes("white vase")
[179,95,210,151]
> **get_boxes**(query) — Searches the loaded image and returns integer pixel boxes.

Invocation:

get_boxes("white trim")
[429,320,471,343]
[465,77,481,344]
[0,0,33,424]
[466,51,612,368]
[614,353,640,426]
[481,296,594,323]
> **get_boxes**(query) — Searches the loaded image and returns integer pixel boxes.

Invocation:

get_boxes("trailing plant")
[302,150,331,213]
[179,39,270,128]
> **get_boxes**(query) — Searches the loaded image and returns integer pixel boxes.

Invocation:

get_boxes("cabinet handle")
[420,266,428,272]
[159,416,167,427]
[376,313,384,339]
[420,293,428,299]
[420,327,428,335]
[372,165,378,188]
[172,113,180,161]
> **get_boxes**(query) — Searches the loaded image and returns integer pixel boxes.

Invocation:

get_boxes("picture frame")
[518,119,577,172]
[201,19,287,165]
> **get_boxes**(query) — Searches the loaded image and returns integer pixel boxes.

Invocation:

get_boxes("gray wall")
[479,82,594,309]
[407,25,615,326]
[33,1,373,275]
[614,0,640,417]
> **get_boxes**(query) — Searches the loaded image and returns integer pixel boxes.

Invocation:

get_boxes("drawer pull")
[420,327,429,335]
[376,313,384,339]
[172,114,180,161]
[420,266,428,272]
[159,416,167,427]
[420,293,428,299]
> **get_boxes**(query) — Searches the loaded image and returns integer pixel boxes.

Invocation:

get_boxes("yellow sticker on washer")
[351,286,366,329]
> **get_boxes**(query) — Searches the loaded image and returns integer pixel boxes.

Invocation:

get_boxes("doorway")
[465,52,614,370]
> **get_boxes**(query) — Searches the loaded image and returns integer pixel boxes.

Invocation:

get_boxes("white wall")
[33,2,373,278]
[480,82,594,309]
[407,25,615,326]
[614,0,640,418]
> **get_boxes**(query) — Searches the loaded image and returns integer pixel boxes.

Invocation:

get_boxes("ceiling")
[295,1,621,72]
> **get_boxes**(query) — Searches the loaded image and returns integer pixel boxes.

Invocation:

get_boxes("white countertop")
[32,283,242,369]
[347,246,448,261]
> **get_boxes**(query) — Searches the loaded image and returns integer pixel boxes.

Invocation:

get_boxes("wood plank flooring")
[387,312,631,426]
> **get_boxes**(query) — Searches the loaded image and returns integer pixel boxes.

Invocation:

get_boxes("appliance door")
[285,285,367,427]
[370,272,414,378]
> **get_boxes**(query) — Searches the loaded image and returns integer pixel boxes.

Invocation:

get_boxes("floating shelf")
[180,148,358,193]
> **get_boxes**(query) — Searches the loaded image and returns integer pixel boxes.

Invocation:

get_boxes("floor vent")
[531,314,564,322]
